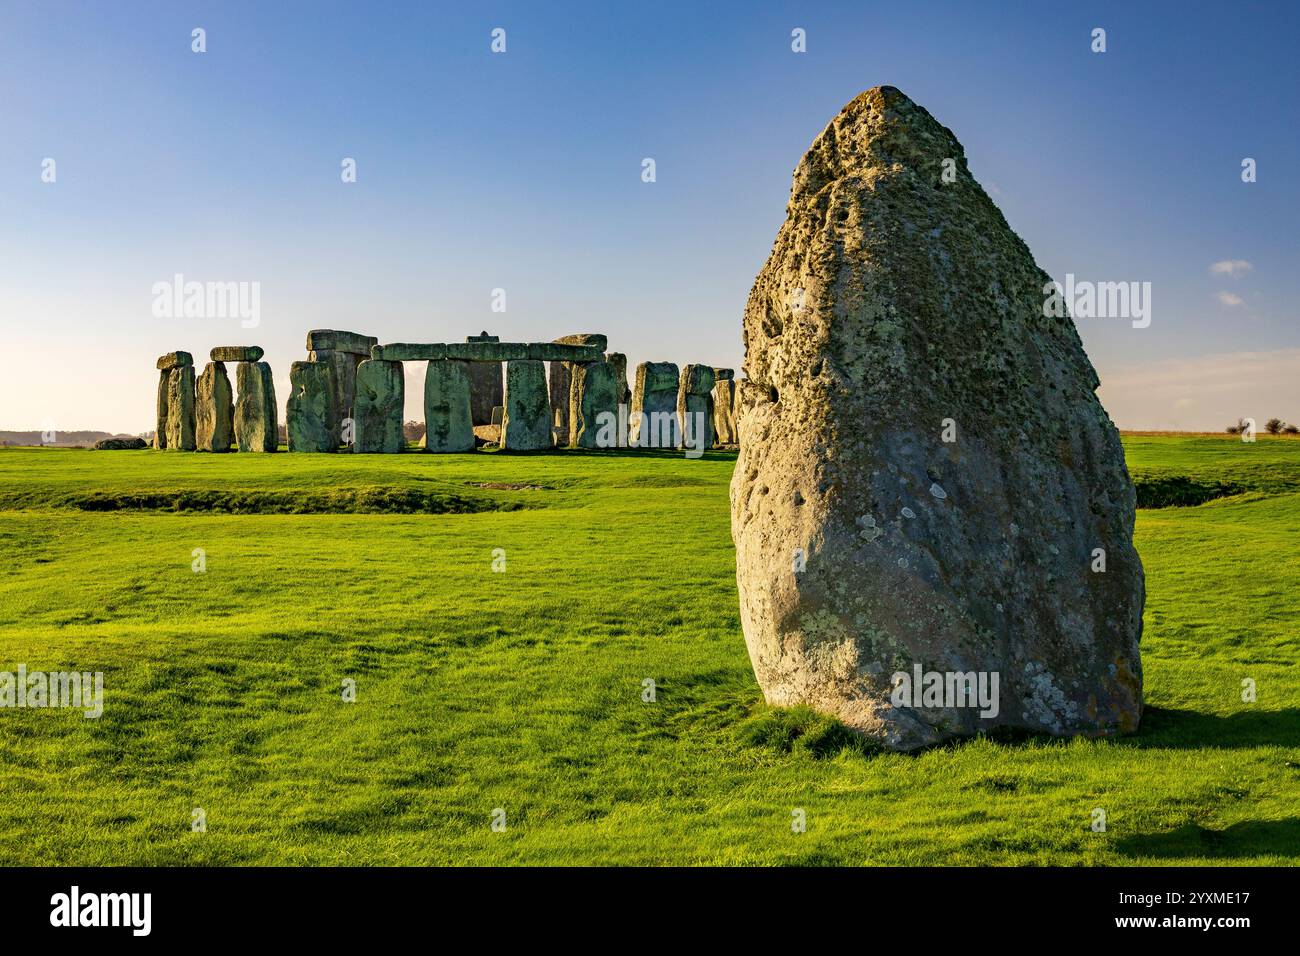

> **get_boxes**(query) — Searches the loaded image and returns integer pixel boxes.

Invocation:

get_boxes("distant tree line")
[1226,417,1299,435]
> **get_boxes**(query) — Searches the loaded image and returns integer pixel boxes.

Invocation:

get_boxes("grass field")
[0,434,1296,865]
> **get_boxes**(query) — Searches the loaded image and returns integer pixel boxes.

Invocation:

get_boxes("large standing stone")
[352,359,405,453]
[548,360,572,443]
[234,361,278,452]
[677,364,715,452]
[154,370,170,449]
[466,332,504,426]
[568,361,620,449]
[306,329,377,442]
[732,86,1144,751]
[501,360,551,451]
[606,352,631,406]
[630,362,680,448]
[163,365,196,451]
[286,361,339,452]
[422,360,475,453]
[712,369,738,445]
[195,361,234,452]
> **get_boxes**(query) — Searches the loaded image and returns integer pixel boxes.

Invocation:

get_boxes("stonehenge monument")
[306,330,377,443]
[151,331,740,455]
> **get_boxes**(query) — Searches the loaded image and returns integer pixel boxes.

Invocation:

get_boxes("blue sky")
[1,0,1297,432]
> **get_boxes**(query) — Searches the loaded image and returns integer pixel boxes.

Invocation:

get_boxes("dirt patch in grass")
[44,487,519,515]
[1133,476,1246,508]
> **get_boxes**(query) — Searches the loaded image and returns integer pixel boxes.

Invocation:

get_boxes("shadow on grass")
[1114,818,1300,860]
[1127,706,1300,749]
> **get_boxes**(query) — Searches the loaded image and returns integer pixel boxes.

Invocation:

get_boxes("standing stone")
[467,332,504,426]
[501,360,551,451]
[548,360,572,443]
[712,369,738,445]
[606,352,631,406]
[286,361,339,452]
[677,364,715,452]
[154,370,170,449]
[422,360,474,453]
[196,362,234,452]
[630,362,680,448]
[234,361,278,452]
[352,359,405,453]
[569,361,620,449]
[163,365,196,451]
[732,86,1144,751]
[306,330,377,441]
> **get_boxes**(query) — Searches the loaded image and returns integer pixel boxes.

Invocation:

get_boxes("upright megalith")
[352,359,405,453]
[422,359,474,453]
[155,352,194,450]
[677,364,715,452]
[606,352,631,407]
[501,359,551,451]
[307,330,377,441]
[286,361,339,452]
[731,86,1144,751]
[712,368,738,446]
[630,362,680,448]
[234,361,278,452]
[569,361,620,448]
[164,363,197,452]
[548,360,572,444]
[466,331,504,427]
[195,361,234,452]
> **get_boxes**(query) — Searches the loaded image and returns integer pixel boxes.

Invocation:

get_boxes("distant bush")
[1265,418,1285,435]
[1285,424,1300,435]
[1226,418,1249,435]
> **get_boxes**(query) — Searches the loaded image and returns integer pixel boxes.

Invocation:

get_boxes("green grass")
[0,435,1296,865]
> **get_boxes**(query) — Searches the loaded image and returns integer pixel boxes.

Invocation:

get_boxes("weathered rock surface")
[286,360,339,452]
[156,351,193,371]
[606,352,631,406]
[163,365,196,451]
[234,361,278,452]
[630,362,680,448]
[569,361,620,448]
[467,361,504,428]
[306,330,377,355]
[196,361,234,452]
[554,333,608,351]
[548,361,573,442]
[353,359,405,453]
[677,364,715,452]
[210,346,263,363]
[93,436,147,450]
[422,360,475,452]
[501,360,551,450]
[154,370,170,449]
[731,86,1144,751]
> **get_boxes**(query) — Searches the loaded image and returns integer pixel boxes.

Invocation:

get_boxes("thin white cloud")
[1209,259,1253,277]
[1215,291,1244,307]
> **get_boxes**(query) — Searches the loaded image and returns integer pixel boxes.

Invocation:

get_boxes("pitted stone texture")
[352,359,405,453]
[606,352,631,406]
[309,349,365,443]
[286,361,339,452]
[210,346,263,363]
[713,378,738,445]
[163,365,196,451]
[501,360,551,450]
[677,364,715,451]
[234,361,278,452]
[732,86,1143,751]
[306,330,377,355]
[630,362,680,448]
[154,370,170,449]
[196,361,234,452]
[422,360,475,453]
[553,333,608,351]
[569,361,620,449]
